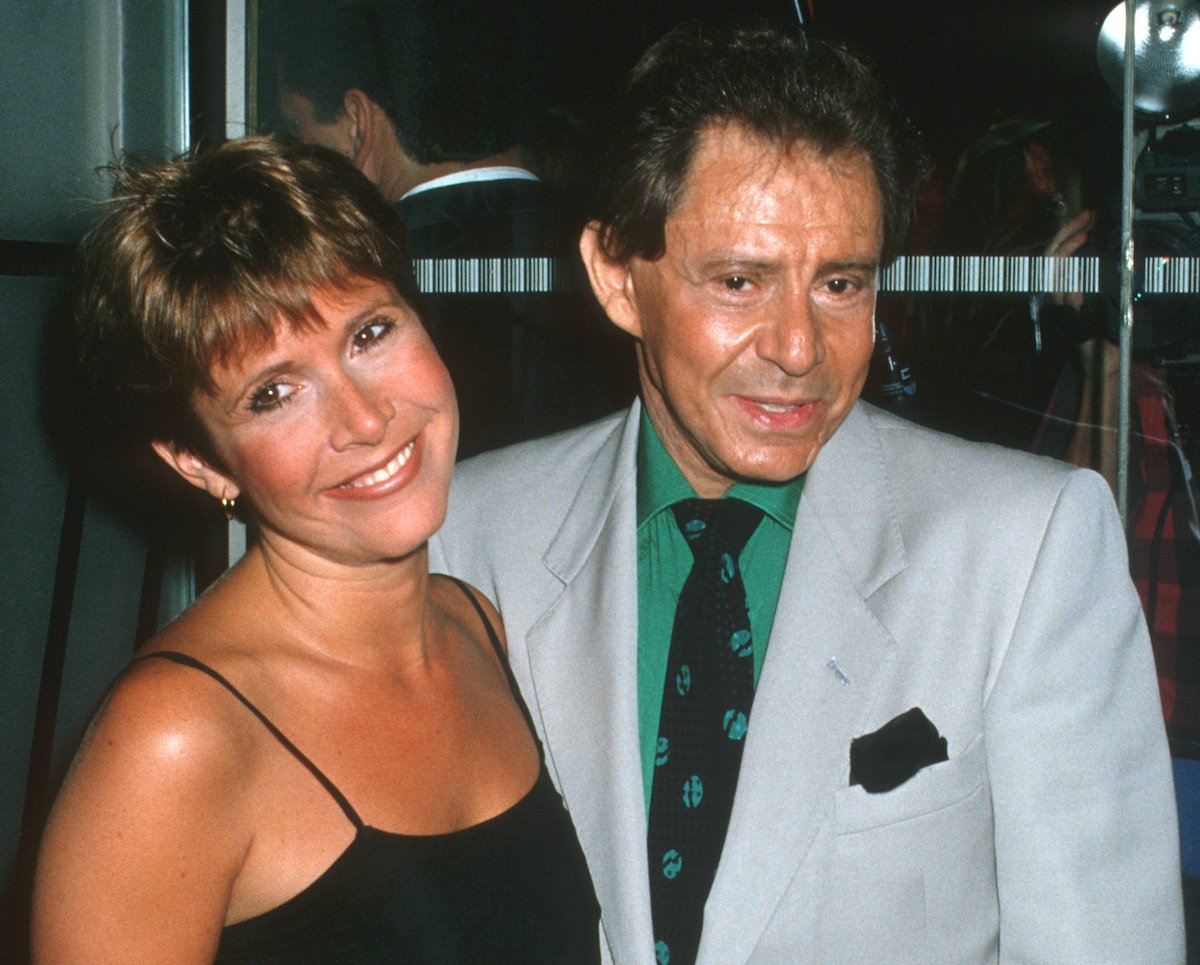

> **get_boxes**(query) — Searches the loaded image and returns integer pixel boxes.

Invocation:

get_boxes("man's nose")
[328,373,392,449]
[755,291,822,376]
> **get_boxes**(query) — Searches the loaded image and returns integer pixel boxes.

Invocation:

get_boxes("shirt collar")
[399,166,539,201]
[635,407,803,531]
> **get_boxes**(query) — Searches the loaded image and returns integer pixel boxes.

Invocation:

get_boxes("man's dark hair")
[592,23,925,265]
[272,0,529,165]
[270,1,388,125]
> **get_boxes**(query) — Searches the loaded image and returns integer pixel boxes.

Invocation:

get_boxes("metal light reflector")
[1098,2,1200,118]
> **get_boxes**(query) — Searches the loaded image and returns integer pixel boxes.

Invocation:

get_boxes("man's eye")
[248,382,295,412]
[827,278,857,294]
[723,276,750,291]
[353,319,395,351]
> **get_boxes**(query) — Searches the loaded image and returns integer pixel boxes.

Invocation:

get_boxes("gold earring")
[220,496,236,522]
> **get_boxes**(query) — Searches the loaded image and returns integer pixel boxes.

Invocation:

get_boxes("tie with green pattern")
[647,497,764,965]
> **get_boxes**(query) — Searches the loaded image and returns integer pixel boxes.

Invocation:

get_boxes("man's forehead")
[659,124,883,253]
[679,123,874,203]
[691,122,808,166]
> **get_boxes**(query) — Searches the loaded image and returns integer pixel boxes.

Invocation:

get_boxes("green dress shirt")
[636,409,804,813]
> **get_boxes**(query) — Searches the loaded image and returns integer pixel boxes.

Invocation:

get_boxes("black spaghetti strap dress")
[131,578,600,964]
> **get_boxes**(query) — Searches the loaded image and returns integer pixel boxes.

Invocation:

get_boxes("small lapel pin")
[827,658,852,686]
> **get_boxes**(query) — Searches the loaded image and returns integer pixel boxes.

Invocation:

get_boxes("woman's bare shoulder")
[102,647,257,760]
[47,644,263,861]
[32,645,260,962]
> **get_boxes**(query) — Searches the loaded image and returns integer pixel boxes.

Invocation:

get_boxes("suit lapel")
[521,402,906,962]
[523,405,656,964]
[701,404,906,962]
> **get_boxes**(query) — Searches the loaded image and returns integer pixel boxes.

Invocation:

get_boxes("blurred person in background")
[270,0,632,457]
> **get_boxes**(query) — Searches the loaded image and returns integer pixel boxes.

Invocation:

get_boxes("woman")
[32,137,599,963]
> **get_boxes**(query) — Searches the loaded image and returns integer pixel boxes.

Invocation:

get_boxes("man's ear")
[340,88,372,164]
[150,440,240,504]
[342,88,388,174]
[579,222,644,339]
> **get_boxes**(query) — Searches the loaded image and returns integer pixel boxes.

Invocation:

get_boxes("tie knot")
[671,498,764,559]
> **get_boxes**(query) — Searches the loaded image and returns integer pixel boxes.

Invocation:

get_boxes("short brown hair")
[77,135,417,451]
[592,23,925,265]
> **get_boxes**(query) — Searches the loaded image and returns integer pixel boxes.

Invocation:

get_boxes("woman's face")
[175,278,458,567]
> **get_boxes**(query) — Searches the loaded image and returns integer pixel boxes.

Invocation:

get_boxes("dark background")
[254,1,1127,224]
[532,0,1125,202]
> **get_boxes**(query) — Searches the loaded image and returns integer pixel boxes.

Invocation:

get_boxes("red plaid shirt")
[1126,365,1200,756]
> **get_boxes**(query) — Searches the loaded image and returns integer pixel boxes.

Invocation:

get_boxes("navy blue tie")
[647,497,764,965]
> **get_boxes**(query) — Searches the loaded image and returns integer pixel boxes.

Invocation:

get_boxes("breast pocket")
[821,736,998,963]
[834,733,987,833]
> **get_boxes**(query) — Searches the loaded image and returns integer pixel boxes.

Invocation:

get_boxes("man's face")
[606,124,883,497]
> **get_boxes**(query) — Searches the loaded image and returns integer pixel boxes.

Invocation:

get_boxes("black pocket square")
[849,707,949,793]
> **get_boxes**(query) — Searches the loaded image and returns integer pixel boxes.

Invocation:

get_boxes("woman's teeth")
[344,441,415,488]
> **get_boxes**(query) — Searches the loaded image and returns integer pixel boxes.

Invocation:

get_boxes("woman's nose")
[328,374,392,450]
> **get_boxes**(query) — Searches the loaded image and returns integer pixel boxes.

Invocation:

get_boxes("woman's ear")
[579,222,644,340]
[150,440,240,503]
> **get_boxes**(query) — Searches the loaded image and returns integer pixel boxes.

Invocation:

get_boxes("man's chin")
[712,446,819,487]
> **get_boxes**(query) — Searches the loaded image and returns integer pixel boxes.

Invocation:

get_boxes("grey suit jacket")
[430,401,1183,963]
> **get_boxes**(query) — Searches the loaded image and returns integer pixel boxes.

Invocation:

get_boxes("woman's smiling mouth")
[338,439,417,490]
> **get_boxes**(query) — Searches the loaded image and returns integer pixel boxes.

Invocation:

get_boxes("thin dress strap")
[444,576,540,743]
[130,651,364,830]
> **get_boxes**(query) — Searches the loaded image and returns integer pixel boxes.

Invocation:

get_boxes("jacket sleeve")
[984,467,1183,963]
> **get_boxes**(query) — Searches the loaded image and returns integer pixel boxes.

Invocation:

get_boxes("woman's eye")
[248,381,294,412]
[352,319,395,352]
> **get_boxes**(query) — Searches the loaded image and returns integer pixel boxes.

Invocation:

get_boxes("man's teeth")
[757,402,795,413]
[344,441,415,488]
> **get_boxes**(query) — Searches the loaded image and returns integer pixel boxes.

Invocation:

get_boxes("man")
[431,24,1183,964]
[269,0,630,455]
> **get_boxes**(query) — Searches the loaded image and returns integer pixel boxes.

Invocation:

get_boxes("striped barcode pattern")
[1141,257,1200,294]
[412,257,572,294]
[880,255,1102,294]
[409,255,1200,295]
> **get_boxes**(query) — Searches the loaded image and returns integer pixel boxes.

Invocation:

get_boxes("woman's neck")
[225,537,439,672]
